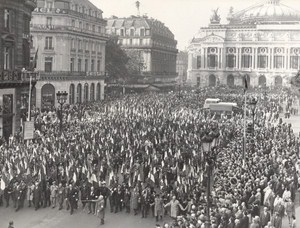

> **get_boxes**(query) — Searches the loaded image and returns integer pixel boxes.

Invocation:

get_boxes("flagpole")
[27,75,32,121]
[243,89,247,168]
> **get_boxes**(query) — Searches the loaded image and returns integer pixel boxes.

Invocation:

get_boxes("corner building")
[188,0,300,88]
[31,0,108,111]
[106,16,178,83]
[0,0,38,140]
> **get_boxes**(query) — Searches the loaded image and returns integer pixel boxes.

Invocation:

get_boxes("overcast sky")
[90,0,300,51]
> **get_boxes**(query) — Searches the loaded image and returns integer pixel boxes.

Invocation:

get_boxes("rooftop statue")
[210,8,221,24]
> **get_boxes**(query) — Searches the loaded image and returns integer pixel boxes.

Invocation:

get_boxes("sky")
[90,0,300,51]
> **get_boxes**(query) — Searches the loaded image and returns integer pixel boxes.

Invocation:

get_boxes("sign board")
[24,121,34,140]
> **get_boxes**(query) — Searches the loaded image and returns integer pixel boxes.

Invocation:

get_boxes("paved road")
[0,204,169,228]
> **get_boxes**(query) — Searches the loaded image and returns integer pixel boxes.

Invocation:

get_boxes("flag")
[34,47,38,69]
[244,75,248,92]
[150,173,155,183]
[0,179,5,190]
[91,173,97,183]
[72,172,77,183]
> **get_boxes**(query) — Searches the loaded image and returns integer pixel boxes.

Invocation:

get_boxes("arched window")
[209,74,216,87]
[41,83,55,111]
[77,83,82,103]
[275,76,283,87]
[259,75,266,87]
[84,83,89,102]
[96,83,101,101]
[69,84,75,104]
[90,83,95,102]
[227,74,235,87]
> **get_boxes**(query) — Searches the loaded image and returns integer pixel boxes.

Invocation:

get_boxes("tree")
[105,36,129,81]
[125,50,146,75]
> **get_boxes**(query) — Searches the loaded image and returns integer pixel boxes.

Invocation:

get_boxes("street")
[0,204,168,228]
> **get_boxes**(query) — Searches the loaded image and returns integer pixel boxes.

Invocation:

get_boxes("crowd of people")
[0,87,299,228]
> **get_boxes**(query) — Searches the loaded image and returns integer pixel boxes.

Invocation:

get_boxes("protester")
[0,87,298,228]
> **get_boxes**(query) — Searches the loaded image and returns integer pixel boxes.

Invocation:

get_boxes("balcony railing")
[0,70,40,82]
[30,24,109,38]
[40,71,106,80]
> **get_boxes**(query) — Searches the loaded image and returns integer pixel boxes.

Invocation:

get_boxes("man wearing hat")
[98,181,110,209]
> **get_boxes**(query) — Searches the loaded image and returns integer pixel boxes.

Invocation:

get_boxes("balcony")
[30,24,109,39]
[0,70,40,87]
[40,71,106,81]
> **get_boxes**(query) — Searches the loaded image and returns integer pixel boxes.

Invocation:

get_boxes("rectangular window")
[78,40,82,50]
[4,9,10,31]
[242,55,252,68]
[45,57,53,72]
[71,19,75,27]
[226,55,236,68]
[129,39,133,45]
[85,59,88,71]
[92,25,95,32]
[197,56,201,69]
[291,56,299,69]
[258,56,268,68]
[97,60,101,72]
[130,29,134,36]
[120,29,124,36]
[45,37,53,50]
[71,39,75,50]
[86,23,89,30]
[78,59,82,72]
[91,59,95,72]
[208,55,217,68]
[79,21,82,29]
[46,17,52,26]
[98,26,101,33]
[140,39,143,45]
[4,47,11,70]
[274,56,284,69]
[46,1,53,9]
[140,29,145,36]
[70,58,74,72]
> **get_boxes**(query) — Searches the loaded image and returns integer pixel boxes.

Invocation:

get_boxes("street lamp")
[249,97,257,131]
[201,128,220,228]
[56,91,68,133]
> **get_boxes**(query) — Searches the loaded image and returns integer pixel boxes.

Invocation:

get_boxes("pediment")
[202,34,224,43]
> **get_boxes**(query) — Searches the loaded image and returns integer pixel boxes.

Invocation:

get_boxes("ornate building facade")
[0,0,38,140]
[187,0,300,88]
[106,16,178,84]
[176,51,188,84]
[31,0,108,111]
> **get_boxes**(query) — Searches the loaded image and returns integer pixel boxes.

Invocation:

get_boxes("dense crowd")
[0,87,299,228]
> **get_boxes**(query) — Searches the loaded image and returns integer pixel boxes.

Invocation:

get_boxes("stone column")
[251,47,255,69]
[268,47,272,69]
[254,48,257,69]
[286,47,290,70]
[238,47,242,69]
[188,52,193,70]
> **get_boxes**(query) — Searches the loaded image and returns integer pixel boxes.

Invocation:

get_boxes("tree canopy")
[105,36,146,82]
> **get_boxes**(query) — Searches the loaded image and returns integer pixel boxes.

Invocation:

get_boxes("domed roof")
[229,0,300,24]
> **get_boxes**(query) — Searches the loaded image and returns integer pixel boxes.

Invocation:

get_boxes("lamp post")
[249,97,257,132]
[201,128,220,228]
[56,91,68,133]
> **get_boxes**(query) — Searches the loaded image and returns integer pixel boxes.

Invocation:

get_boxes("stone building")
[106,15,178,84]
[0,0,39,140]
[176,51,188,84]
[31,0,108,111]
[187,0,300,88]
